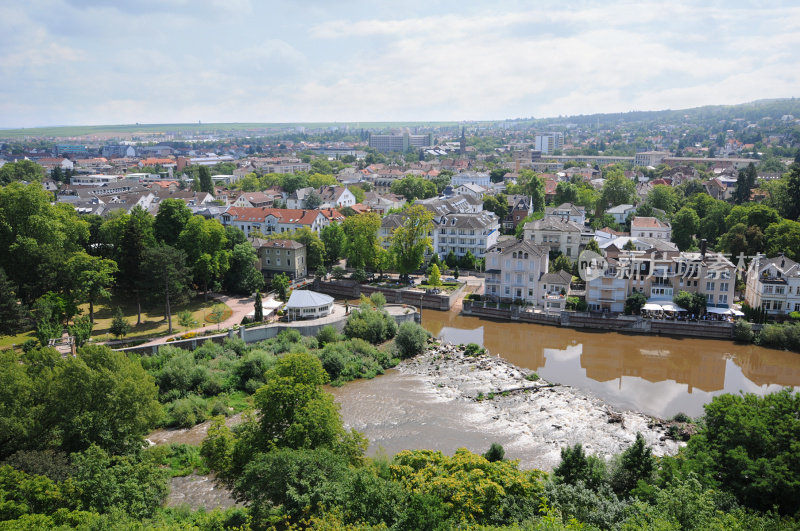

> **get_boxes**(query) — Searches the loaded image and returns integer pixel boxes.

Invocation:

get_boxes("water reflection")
[422,309,800,418]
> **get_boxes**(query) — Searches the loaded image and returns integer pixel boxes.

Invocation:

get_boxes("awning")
[642,303,663,311]
[659,302,685,312]
[731,309,744,316]
[706,307,730,314]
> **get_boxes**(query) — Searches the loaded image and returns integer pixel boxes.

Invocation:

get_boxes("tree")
[287,226,325,271]
[68,315,93,347]
[445,250,458,268]
[223,242,264,295]
[66,252,118,323]
[117,208,154,324]
[154,199,192,246]
[517,170,545,211]
[785,163,800,220]
[647,185,680,216]
[459,250,476,270]
[610,433,654,496]
[395,321,430,359]
[344,305,397,344]
[684,390,800,514]
[483,194,509,220]
[554,443,606,491]
[554,182,579,205]
[197,165,214,194]
[177,216,229,299]
[254,291,263,321]
[342,212,381,270]
[0,159,45,185]
[42,344,162,455]
[733,162,757,204]
[764,219,800,262]
[320,222,345,266]
[304,190,322,209]
[551,254,572,272]
[624,292,647,315]
[141,245,192,334]
[600,172,635,210]
[272,273,290,302]
[110,307,130,338]
[453,266,459,279]
[0,268,26,335]
[584,239,601,254]
[428,264,442,287]
[390,176,436,201]
[389,205,434,275]
[671,207,700,251]
[483,442,505,463]
[490,168,510,183]
[673,290,706,315]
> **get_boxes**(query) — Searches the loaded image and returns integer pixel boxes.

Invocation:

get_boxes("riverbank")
[395,340,684,470]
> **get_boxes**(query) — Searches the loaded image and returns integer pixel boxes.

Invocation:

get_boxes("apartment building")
[534,133,564,155]
[251,238,307,280]
[545,203,587,225]
[744,254,800,314]
[219,207,344,236]
[484,239,549,304]
[523,217,591,260]
[630,217,672,240]
[433,211,499,260]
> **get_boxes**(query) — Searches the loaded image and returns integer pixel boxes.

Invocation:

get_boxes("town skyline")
[2,1,799,128]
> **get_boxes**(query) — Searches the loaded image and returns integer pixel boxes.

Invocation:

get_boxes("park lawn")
[82,295,232,342]
[0,329,36,350]
[417,281,462,292]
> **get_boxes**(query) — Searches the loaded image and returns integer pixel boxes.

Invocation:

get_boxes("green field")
[0,120,465,140]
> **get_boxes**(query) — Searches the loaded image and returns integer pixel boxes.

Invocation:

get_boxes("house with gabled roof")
[745,254,800,315]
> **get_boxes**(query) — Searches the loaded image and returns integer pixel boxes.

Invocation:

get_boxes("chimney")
[700,239,707,258]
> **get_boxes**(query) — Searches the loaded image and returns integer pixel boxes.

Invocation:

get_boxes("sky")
[2,0,799,128]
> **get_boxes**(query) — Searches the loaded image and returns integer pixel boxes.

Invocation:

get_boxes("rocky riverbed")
[394,341,684,470]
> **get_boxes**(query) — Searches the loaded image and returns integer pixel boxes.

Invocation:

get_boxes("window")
[718,294,728,304]
[277,259,281,266]
[719,282,729,292]
[706,282,715,291]
[504,286,510,295]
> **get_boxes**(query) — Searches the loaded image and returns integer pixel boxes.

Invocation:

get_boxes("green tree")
[177,216,229,299]
[68,315,93,347]
[271,272,290,302]
[110,307,130,338]
[320,222,345,266]
[554,182,579,205]
[554,443,606,491]
[197,165,214,194]
[483,194,509,220]
[342,212,381,270]
[483,442,505,462]
[551,253,573,272]
[517,170,546,211]
[600,172,635,210]
[304,190,322,209]
[609,432,654,496]
[287,226,325,271]
[490,168,510,183]
[389,205,434,275]
[673,290,706,315]
[459,250,476,270]
[0,268,27,335]
[624,292,647,315]
[784,163,800,220]
[117,208,154,325]
[428,263,442,287]
[66,252,118,323]
[395,321,431,359]
[724,204,780,233]
[223,242,264,295]
[764,219,800,262]
[684,389,800,514]
[733,162,758,204]
[0,159,45,185]
[584,238,601,254]
[672,207,700,251]
[141,245,192,334]
[390,176,436,201]
[153,198,192,246]
[647,184,680,216]
[254,290,263,322]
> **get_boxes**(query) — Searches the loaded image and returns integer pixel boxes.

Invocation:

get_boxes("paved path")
[136,293,256,348]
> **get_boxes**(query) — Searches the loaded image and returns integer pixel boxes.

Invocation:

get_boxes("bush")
[317,325,340,346]
[733,319,754,343]
[351,268,367,283]
[332,266,345,280]
[167,395,207,428]
[344,306,397,344]
[483,442,505,462]
[369,292,386,308]
[395,322,430,359]
[463,343,484,356]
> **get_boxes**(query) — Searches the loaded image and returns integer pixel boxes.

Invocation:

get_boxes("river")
[329,308,800,467]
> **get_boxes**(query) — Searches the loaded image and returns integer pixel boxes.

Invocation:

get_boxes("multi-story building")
[484,239,549,304]
[585,249,735,313]
[634,151,669,167]
[534,133,564,155]
[606,204,636,225]
[631,217,671,240]
[219,207,344,236]
[523,217,590,260]
[545,203,586,225]
[433,211,499,260]
[251,238,307,280]
[368,133,433,153]
[744,254,800,314]
[451,171,491,188]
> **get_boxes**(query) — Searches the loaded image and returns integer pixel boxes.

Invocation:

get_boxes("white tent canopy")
[706,307,731,314]
[642,303,663,311]
[659,302,686,312]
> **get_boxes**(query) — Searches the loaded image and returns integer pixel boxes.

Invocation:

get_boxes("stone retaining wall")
[313,279,464,311]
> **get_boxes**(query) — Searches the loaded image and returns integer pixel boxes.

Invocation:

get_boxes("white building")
[523,217,591,260]
[70,174,120,186]
[285,290,334,320]
[744,254,800,314]
[545,203,587,225]
[631,217,671,241]
[535,132,564,155]
[606,204,636,225]
[433,211,499,260]
[451,171,491,188]
[484,239,550,305]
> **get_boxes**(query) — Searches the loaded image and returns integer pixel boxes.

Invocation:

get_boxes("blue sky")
[2,0,799,127]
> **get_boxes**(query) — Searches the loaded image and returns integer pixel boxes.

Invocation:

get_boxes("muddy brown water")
[418,309,800,419]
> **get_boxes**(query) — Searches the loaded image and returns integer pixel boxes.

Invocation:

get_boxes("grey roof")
[606,204,635,214]
[541,270,573,285]
[487,238,548,257]
[435,211,498,230]
[380,213,406,229]
[250,238,304,250]
[524,217,583,232]
[286,290,334,309]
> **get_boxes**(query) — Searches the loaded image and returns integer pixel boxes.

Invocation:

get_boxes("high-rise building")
[368,133,433,153]
[534,133,564,155]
